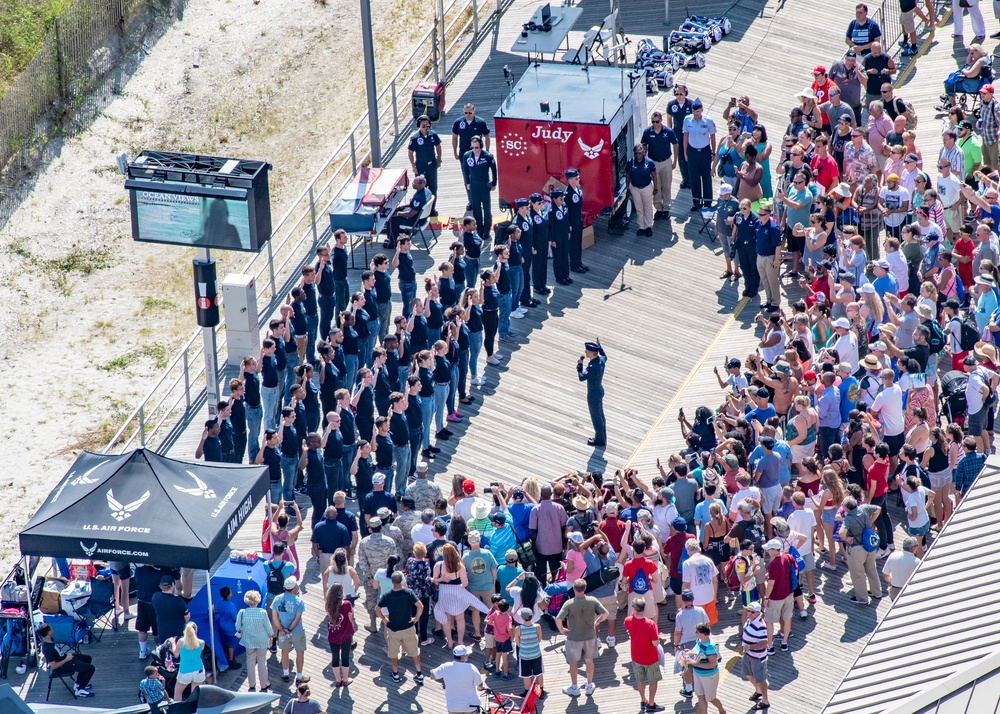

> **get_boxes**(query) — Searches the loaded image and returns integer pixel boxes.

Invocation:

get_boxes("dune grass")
[0,0,75,95]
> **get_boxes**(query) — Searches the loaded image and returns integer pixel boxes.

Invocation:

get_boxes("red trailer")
[495,63,647,225]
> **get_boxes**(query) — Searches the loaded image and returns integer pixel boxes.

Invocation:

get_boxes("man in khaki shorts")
[269,576,310,684]
[623,598,664,712]
[376,572,425,684]
[762,539,795,654]
[555,579,608,697]
[584,538,621,646]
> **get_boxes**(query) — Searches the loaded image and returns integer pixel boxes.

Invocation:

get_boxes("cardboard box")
[39,578,67,614]
[582,225,595,250]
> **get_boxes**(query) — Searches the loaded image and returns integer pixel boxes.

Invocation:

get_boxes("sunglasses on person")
[651,119,661,124]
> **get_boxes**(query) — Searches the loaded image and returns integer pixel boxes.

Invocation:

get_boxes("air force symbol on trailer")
[578,138,604,159]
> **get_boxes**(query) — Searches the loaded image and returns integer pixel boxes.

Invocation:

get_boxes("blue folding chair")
[75,578,116,642]
[42,615,85,654]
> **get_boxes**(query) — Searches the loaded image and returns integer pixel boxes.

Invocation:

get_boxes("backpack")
[743,521,766,554]
[515,539,537,569]
[629,563,652,594]
[787,553,799,592]
[723,555,744,593]
[979,367,1000,408]
[861,527,880,552]
[266,560,286,596]
[677,541,692,574]
[926,319,946,355]
[901,100,918,131]
[959,315,980,352]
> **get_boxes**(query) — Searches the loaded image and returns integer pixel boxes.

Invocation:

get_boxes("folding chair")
[698,204,718,239]
[75,577,116,642]
[562,28,599,64]
[42,615,83,654]
[42,652,77,701]
[402,195,436,250]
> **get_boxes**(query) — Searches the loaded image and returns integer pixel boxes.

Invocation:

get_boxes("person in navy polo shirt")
[408,116,442,214]
[626,145,657,237]
[641,111,678,219]
[682,98,718,212]
[666,83,695,189]
[754,200,784,311]
[312,506,351,593]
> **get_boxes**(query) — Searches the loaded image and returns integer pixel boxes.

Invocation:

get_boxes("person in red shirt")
[865,442,893,555]
[663,518,696,612]
[811,66,835,131]
[599,503,627,553]
[623,598,664,712]
[621,537,660,622]
[953,227,975,290]
[762,540,796,652]
[810,136,840,193]
[802,261,835,309]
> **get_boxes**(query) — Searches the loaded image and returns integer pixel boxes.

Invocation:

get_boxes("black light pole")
[360,0,381,167]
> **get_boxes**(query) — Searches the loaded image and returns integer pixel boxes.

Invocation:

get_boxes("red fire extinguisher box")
[494,64,647,226]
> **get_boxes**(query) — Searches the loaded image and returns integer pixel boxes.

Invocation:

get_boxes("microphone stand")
[604,258,632,299]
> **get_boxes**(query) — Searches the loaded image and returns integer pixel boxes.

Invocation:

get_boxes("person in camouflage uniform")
[357,516,400,632]
[395,496,421,559]
[403,461,443,513]
[378,507,405,554]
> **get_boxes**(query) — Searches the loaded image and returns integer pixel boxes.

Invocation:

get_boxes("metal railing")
[102,0,506,454]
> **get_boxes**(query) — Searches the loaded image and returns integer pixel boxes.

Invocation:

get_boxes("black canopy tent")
[19,449,267,569]
[18,448,269,678]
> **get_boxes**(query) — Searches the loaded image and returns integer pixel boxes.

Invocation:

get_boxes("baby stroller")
[478,677,541,714]
[940,370,969,426]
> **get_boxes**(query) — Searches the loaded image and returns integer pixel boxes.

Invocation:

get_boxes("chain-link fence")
[0,0,168,171]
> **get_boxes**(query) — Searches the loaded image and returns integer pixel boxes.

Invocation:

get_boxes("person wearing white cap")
[974,273,999,332]
[831,316,860,371]
[871,258,897,301]
[715,184,740,280]
[430,644,483,713]
[740,599,770,709]
[761,539,795,656]
[271,576,310,684]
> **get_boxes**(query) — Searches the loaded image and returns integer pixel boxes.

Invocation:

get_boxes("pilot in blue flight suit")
[577,339,607,446]
[461,136,497,241]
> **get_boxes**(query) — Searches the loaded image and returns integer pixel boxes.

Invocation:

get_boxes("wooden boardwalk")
[8,0,922,712]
